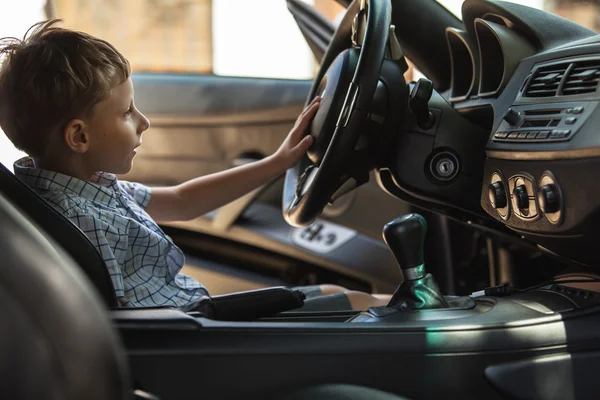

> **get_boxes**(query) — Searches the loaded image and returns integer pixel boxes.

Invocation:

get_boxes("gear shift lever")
[383,214,427,281]
[382,213,449,310]
[348,213,477,322]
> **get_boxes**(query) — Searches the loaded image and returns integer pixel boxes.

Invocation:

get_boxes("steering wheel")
[283,0,392,227]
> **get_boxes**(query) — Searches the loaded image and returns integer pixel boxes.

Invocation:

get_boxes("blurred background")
[1,0,598,169]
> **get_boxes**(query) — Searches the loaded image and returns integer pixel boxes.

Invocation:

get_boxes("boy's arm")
[146,97,320,223]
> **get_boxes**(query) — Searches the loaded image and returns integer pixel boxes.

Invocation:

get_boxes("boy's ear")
[63,119,90,153]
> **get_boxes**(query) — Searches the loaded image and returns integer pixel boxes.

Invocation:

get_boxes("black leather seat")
[0,191,129,399]
[277,384,411,400]
[0,162,117,307]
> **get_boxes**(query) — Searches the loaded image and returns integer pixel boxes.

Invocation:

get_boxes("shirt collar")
[13,156,121,208]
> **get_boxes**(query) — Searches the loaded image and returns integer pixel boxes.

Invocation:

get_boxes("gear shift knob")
[382,213,426,280]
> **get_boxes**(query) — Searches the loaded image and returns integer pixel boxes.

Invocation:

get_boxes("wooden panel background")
[553,3,600,32]
[52,0,213,73]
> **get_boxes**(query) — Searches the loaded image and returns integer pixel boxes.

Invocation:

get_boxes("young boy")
[0,20,390,311]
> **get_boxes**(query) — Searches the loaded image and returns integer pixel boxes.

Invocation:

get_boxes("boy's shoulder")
[40,189,87,215]
[39,188,131,233]
[13,157,147,231]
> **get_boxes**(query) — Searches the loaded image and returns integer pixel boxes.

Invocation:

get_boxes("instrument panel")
[441,1,600,265]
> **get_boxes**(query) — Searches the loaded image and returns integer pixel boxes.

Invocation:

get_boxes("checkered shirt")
[14,157,208,308]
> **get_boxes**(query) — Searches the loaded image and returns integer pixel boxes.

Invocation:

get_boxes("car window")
[50,0,345,80]
[437,0,600,32]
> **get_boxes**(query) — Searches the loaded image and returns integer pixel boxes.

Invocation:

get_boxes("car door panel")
[129,73,311,185]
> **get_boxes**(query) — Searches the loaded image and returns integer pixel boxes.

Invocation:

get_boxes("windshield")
[437,0,600,32]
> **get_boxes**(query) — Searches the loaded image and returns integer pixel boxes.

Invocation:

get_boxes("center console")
[113,279,600,400]
[480,54,600,266]
[112,211,600,399]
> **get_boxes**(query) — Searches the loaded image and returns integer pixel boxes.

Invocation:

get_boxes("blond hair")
[0,19,131,158]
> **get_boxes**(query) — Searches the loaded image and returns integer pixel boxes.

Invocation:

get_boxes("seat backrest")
[0,162,117,307]
[0,192,130,399]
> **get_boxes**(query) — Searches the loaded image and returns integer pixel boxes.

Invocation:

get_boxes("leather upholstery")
[0,192,130,399]
[277,384,411,400]
[0,162,117,307]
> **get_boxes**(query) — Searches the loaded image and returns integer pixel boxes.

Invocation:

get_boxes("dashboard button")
[538,172,563,225]
[537,131,550,139]
[488,182,507,209]
[513,185,529,210]
[508,174,539,221]
[551,130,570,139]
[539,184,560,213]
[517,132,529,139]
[526,131,539,139]
[490,172,509,220]
[565,117,577,125]
[573,106,584,114]
[507,131,519,139]
[494,131,509,139]
[503,108,522,126]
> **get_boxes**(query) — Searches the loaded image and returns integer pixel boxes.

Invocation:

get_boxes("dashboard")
[453,2,600,265]
[378,0,600,267]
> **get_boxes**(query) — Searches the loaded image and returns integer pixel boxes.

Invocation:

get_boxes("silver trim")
[336,82,359,128]
[508,174,541,222]
[487,146,600,160]
[403,264,426,281]
[445,27,477,101]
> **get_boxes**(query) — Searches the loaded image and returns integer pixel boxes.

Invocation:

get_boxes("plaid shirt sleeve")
[117,181,152,209]
[69,212,128,299]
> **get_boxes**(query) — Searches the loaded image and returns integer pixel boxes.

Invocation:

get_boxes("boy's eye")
[125,104,134,115]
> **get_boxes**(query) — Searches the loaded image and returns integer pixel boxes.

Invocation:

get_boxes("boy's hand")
[273,96,321,170]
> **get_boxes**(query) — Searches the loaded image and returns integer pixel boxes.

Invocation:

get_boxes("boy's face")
[84,78,150,174]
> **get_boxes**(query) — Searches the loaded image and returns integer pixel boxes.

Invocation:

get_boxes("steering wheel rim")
[283,0,392,227]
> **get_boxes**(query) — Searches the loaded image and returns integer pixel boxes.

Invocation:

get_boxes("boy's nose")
[139,112,151,133]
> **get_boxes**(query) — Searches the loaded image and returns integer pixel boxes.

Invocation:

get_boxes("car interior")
[2,0,600,399]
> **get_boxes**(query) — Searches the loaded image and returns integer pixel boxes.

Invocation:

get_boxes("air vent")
[562,60,600,96]
[524,63,569,97]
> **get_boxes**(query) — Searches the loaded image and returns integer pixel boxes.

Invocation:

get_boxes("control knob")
[503,108,522,126]
[538,184,560,213]
[513,184,529,210]
[488,182,507,209]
